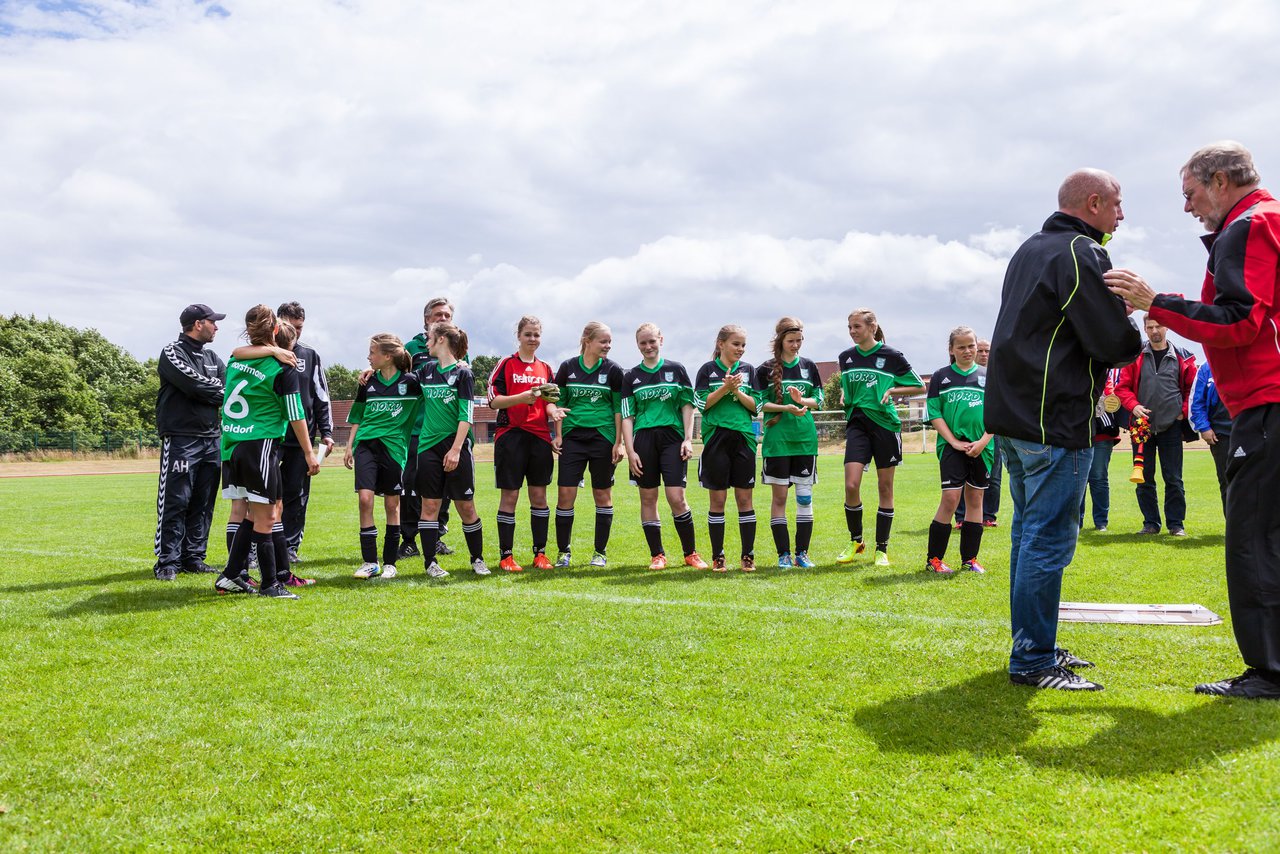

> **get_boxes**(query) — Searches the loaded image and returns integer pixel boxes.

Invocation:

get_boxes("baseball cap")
[180,304,227,327]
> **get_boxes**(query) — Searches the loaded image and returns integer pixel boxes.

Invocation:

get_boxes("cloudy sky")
[2,0,1278,378]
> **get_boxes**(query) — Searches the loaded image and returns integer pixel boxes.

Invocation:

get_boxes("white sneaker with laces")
[354,562,381,579]
[472,558,491,576]
[426,561,449,579]
[380,564,397,579]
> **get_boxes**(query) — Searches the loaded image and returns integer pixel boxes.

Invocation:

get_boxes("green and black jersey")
[622,359,694,434]
[348,370,423,467]
[554,356,625,443]
[220,355,304,460]
[415,362,475,449]
[837,342,923,432]
[694,358,760,446]
[926,363,994,467]
[755,357,823,457]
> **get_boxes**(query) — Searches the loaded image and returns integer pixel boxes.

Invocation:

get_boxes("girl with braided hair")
[754,318,823,568]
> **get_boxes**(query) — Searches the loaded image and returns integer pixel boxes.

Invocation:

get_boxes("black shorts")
[221,438,282,504]
[630,426,687,489]
[939,445,990,491]
[353,439,404,496]
[558,428,617,489]
[494,429,555,490]
[762,454,818,486]
[698,428,757,490]
[416,437,476,502]
[844,412,902,468]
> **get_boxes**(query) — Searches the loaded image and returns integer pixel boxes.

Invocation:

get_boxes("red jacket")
[1115,344,1196,421]
[1149,188,1280,417]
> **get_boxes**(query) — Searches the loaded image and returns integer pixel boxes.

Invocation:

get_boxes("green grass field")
[2,450,1277,851]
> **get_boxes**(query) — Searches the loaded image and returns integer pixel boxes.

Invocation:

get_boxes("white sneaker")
[472,557,491,576]
[380,564,397,579]
[426,561,449,579]
[354,561,381,579]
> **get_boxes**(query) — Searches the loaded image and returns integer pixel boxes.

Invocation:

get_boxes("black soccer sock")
[927,520,952,561]
[708,511,726,558]
[383,524,400,566]
[875,507,894,551]
[739,510,756,558]
[360,526,378,564]
[530,506,550,554]
[462,519,484,562]
[556,507,574,554]
[254,530,277,587]
[845,503,864,542]
[770,516,790,557]
[223,520,254,579]
[225,521,237,553]
[594,506,613,555]
[673,511,697,556]
[796,505,814,553]
[960,521,984,563]
[400,524,416,549]
[642,520,664,557]
[418,520,440,568]
[272,525,290,579]
[497,510,517,558]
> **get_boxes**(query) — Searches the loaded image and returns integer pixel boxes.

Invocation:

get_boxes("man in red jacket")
[1107,141,1280,699]
[1114,317,1196,536]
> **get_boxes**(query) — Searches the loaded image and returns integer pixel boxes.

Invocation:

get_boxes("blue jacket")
[1190,361,1232,436]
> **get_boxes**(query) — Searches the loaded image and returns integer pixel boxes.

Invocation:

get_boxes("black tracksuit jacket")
[155,334,226,438]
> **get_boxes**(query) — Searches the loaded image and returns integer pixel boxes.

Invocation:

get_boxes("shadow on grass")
[53,585,226,617]
[854,670,1280,777]
[860,570,939,587]
[0,569,142,594]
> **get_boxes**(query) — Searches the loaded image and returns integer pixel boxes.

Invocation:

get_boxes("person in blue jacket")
[1189,360,1232,510]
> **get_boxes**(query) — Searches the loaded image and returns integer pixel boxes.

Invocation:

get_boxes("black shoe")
[1194,669,1280,699]
[237,571,260,589]
[435,540,455,556]
[1169,527,1187,537]
[287,548,302,564]
[154,567,178,582]
[1137,525,1160,535]
[182,559,219,574]
[1010,664,1103,691]
[398,542,420,560]
[258,583,300,600]
[1056,647,1095,669]
[215,574,255,595]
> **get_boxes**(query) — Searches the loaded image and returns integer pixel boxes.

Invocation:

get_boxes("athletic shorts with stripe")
[843,412,902,468]
[416,436,477,501]
[221,438,282,504]
[494,428,554,489]
[353,439,404,496]
[630,426,687,489]
[762,454,817,486]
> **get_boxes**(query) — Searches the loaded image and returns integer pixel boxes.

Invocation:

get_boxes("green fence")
[0,431,162,454]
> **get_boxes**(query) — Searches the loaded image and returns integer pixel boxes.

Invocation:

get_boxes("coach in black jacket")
[987,169,1141,691]
[277,302,334,562]
[153,304,227,581]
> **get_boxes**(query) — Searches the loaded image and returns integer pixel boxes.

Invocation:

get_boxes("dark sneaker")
[1010,665,1103,691]
[154,567,178,581]
[435,540,455,556]
[1056,647,1095,669]
[182,560,219,574]
[1137,525,1160,535]
[397,542,420,560]
[238,572,260,589]
[1194,669,1280,699]
[215,574,255,595]
[281,572,315,587]
[258,583,300,600]
[287,548,302,564]
[1169,527,1187,537]
[982,519,998,528]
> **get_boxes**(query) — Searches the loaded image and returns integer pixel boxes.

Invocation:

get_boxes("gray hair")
[1182,141,1260,188]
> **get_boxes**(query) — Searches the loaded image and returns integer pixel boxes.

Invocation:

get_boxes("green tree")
[822,370,843,411]
[325,364,362,401]
[469,354,498,395]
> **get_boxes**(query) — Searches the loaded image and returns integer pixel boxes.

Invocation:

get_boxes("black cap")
[180,304,227,327]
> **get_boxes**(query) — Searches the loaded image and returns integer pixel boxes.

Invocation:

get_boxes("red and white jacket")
[1149,188,1280,417]
[1115,344,1197,421]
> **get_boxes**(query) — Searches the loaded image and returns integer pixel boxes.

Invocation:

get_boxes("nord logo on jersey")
[368,401,404,415]
[423,388,455,400]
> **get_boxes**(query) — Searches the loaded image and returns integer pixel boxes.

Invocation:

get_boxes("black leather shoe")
[1136,525,1160,535]
[1195,669,1280,699]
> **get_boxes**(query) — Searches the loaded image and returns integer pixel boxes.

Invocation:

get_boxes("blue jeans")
[1136,427,1185,530]
[1001,437,1092,674]
[1078,439,1113,528]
